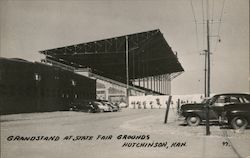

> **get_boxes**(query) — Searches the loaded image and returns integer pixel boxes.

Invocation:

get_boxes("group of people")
[130,98,162,109]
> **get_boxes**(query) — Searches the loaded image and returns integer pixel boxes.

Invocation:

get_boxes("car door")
[209,95,229,120]
[210,95,244,120]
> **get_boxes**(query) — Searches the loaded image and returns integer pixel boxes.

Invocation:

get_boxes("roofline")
[39,29,160,53]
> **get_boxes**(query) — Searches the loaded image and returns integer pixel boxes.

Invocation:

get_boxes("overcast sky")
[0,0,249,95]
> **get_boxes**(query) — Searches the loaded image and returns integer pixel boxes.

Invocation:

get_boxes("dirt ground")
[1,108,250,158]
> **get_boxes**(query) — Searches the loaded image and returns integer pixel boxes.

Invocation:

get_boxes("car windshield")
[101,102,108,106]
[94,102,103,106]
[201,98,211,104]
[106,103,112,106]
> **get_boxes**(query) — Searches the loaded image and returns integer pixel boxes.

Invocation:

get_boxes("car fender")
[226,111,249,123]
[182,110,203,119]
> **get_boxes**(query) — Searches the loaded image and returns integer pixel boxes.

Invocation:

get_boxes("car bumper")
[177,115,187,124]
[178,115,185,121]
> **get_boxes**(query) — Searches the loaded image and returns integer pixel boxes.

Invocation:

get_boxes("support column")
[164,75,166,94]
[166,74,171,95]
[150,76,153,90]
[164,75,167,94]
[153,76,156,92]
[147,77,149,89]
[142,77,145,88]
[156,76,158,92]
[158,75,160,93]
[125,36,129,104]
[163,75,165,94]
[159,75,162,93]
[161,75,163,94]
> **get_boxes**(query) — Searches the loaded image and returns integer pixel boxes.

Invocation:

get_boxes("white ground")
[1,108,250,158]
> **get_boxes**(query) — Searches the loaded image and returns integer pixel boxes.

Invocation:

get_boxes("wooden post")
[164,95,172,124]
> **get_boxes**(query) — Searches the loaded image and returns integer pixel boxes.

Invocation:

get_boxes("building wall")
[96,79,126,103]
[75,69,173,104]
[0,58,96,114]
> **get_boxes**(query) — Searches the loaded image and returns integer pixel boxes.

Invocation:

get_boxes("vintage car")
[118,102,128,108]
[98,100,120,112]
[94,101,112,112]
[179,93,250,127]
[69,100,101,113]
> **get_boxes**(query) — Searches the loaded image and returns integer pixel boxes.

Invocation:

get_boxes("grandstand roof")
[40,29,184,83]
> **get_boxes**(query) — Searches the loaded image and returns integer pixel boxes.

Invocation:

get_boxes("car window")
[241,96,250,103]
[238,97,244,103]
[229,96,241,103]
[213,96,233,106]
[215,96,227,103]
[201,98,210,103]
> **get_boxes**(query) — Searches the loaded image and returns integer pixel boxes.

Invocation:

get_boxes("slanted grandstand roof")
[40,29,184,83]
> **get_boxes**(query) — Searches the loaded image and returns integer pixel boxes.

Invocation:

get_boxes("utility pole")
[204,0,211,135]
[126,36,129,106]
[205,50,207,97]
[207,20,211,97]
[205,19,211,136]
[200,50,207,97]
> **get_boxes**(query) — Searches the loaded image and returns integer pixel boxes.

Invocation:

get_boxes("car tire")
[186,115,201,126]
[231,116,248,130]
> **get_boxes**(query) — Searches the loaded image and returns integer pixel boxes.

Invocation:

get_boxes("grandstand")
[40,29,184,102]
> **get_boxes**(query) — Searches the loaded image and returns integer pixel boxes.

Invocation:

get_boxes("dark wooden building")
[0,58,96,114]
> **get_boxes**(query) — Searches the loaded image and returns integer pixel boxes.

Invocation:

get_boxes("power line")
[213,0,226,52]
[206,0,209,21]
[190,0,199,51]
[201,0,205,49]
[210,0,215,37]
[211,0,215,21]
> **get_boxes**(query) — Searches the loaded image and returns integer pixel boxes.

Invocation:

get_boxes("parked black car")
[179,93,250,127]
[69,100,101,113]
